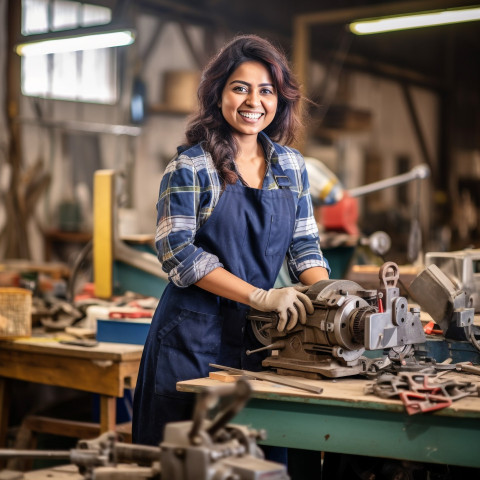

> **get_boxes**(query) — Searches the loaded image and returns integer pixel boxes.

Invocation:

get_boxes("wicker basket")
[0,287,32,338]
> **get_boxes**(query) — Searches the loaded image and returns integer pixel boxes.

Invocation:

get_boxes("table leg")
[99,395,116,433]
[0,377,11,469]
[0,378,10,448]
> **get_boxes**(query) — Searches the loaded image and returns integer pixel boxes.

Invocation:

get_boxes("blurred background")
[0,0,479,281]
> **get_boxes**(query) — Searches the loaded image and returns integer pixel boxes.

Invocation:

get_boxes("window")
[21,0,118,104]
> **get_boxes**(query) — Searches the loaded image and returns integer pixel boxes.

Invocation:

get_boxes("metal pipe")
[0,449,70,459]
[348,164,430,198]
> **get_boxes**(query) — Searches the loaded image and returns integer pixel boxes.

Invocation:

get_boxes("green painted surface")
[232,398,480,468]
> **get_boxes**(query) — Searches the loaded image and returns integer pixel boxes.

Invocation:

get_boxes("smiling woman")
[132,34,331,453]
[219,61,278,188]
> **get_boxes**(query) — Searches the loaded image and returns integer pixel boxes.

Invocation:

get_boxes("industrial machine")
[248,262,426,378]
[0,379,289,480]
[409,249,480,353]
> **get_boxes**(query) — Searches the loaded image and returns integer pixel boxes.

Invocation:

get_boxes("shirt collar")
[258,132,276,163]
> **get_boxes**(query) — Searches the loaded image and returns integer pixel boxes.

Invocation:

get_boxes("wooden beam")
[339,52,447,91]
[401,83,437,182]
[292,16,310,153]
[3,0,29,259]
[178,22,207,69]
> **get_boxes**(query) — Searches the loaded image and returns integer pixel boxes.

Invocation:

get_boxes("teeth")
[240,112,262,119]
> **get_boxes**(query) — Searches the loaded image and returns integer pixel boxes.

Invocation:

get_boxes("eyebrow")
[229,80,275,88]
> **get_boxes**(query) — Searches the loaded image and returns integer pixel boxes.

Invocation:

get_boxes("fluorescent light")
[16,30,135,56]
[350,6,480,35]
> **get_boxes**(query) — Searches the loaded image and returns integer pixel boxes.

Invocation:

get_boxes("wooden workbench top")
[178,369,480,418]
[0,337,143,361]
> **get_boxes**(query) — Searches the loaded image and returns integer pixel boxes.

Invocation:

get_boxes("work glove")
[248,286,314,332]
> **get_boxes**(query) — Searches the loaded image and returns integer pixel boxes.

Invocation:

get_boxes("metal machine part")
[424,249,480,314]
[409,264,475,332]
[409,260,480,352]
[0,379,289,480]
[347,164,430,198]
[360,231,392,257]
[248,262,426,378]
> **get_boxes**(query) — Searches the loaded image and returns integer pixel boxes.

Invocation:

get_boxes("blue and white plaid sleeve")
[285,150,331,281]
[155,152,223,287]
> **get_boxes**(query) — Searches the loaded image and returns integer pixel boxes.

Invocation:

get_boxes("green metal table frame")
[178,382,480,468]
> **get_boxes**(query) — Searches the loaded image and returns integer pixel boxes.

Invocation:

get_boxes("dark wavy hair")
[184,34,303,185]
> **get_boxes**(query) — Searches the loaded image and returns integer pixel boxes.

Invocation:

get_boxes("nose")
[245,90,260,107]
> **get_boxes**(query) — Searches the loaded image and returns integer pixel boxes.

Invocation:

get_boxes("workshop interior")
[1,0,480,479]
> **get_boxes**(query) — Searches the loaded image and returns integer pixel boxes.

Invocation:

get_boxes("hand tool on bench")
[209,363,323,394]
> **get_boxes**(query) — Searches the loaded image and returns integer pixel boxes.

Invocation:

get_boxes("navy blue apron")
[132,157,296,446]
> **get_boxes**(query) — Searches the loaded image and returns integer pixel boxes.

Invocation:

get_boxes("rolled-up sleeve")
[286,152,331,282]
[155,155,223,287]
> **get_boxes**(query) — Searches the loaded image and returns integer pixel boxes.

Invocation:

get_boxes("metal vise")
[0,379,288,480]
[248,262,426,378]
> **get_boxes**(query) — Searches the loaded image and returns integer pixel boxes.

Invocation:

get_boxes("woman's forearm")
[195,267,257,305]
[299,266,329,285]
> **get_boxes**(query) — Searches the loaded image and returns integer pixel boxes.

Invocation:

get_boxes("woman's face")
[219,60,278,139]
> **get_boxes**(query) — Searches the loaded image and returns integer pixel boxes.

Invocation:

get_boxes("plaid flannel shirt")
[155,132,330,287]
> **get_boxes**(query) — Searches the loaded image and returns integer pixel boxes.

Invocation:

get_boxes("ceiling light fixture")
[349,6,480,35]
[16,26,135,56]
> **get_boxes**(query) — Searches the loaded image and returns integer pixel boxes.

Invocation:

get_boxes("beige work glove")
[248,286,314,332]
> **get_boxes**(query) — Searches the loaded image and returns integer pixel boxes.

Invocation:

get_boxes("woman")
[132,34,330,446]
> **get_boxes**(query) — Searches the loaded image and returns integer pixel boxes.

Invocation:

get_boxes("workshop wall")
[305,67,437,262]
[1,5,440,266]
[8,14,208,262]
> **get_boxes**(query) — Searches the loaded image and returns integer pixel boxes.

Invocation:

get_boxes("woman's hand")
[248,287,314,332]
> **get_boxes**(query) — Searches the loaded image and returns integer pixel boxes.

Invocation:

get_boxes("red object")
[320,193,359,235]
[399,391,452,415]
[377,295,384,313]
[423,321,443,335]
[109,310,153,319]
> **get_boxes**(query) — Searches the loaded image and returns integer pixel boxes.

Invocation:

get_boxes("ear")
[217,101,222,108]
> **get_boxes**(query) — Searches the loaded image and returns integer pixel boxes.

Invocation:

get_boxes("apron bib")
[133,160,296,445]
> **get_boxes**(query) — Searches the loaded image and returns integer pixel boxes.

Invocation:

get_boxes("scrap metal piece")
[399,391,452,415]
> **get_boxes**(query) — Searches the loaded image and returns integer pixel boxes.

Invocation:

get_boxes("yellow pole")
[93,170,115,299]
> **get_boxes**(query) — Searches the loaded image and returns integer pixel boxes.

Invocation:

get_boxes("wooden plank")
[209,371,240,383]
[0,339,143,361]
[24,416,101,440]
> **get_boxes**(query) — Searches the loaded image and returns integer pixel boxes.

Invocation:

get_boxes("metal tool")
[248,262,426,378]
[209,363,323,394]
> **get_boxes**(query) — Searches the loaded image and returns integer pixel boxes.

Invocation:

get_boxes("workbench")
[177,370,480,469]
[0,338,143,448]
